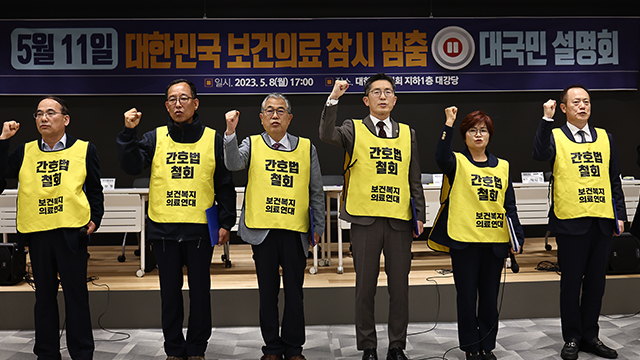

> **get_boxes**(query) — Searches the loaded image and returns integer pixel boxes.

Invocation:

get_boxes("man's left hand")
[86,221,96,235]
[218,228,231,245]
[413,220,424,238]
[309,232,320,247]
[614,220,624,236]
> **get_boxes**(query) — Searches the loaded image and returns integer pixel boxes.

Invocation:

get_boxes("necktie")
[272,142,281,150]
[576,130,586,143]
[376,122,387,138]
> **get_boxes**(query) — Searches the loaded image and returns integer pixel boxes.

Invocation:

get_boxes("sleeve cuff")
[326,96,339,106]
[223,131,236,143]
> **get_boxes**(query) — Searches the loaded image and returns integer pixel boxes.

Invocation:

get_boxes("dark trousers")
[29,230,94,360]
[556,221,612,342]
[153,239,214,358]
[450,245,504,353]
[350,219,413,350]
[251,229,307,358]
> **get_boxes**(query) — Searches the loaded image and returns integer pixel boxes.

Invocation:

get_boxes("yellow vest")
[429,153,510,252]
[148,126,216,224]
[245,135,311,232]
[17,140,91,233]
[344,120,412,220]
[552,127,613,220]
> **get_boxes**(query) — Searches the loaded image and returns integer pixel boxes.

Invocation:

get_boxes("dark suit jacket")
[319,103,425,230]
[532,119,626,235]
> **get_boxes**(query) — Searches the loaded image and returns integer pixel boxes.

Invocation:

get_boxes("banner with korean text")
[1,17,638,95]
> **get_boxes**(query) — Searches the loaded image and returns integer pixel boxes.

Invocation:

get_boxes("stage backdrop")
[1,17,639,95]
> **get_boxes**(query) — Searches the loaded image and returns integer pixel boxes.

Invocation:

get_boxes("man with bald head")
[533,84,625,360]
[0,96,104,360]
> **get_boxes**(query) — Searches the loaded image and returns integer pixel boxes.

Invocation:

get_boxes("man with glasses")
[117,79,236,360]
[0,96,104,360]
[319,73,425,360]
[223,93,325,360]
[533,84,625,360]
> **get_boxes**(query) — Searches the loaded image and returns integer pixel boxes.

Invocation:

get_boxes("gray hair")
[260,93,292,114]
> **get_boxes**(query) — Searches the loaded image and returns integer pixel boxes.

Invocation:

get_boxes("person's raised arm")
[0,120,20,140]
[435,106,458,175]
[444,106,457,127]
[124,108,142,129]
[117,107,153,175]
[320,80,352,148]
[225,109,239,136]
[533,100,556,162]
[0,120,22,179]
[329,80,349,100]
[223,110,250,171]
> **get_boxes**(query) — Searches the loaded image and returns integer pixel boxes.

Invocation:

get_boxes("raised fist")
[124,108,142,129]
[225,110,240,136]
[0,120,20,140]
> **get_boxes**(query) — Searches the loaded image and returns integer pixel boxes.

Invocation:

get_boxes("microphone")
[509,252,520,274]
[79,226,88,237]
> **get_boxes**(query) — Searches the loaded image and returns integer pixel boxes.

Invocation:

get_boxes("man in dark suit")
[319,74,425,360]
[533,84,625,360]
[0,96,104,360]
[224,93,325,360]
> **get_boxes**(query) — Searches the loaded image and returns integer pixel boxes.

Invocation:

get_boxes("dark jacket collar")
[166,113,204,143]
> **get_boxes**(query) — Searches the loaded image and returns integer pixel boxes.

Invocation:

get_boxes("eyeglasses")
[263,108,288,117]
[33,110,64,119]
[468,128,489,136]
[166,96,193,106]
[368,89,395,98]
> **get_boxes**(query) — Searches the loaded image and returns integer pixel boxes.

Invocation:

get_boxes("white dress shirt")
[566,122,592,143]
[370,115,391,138]
[542,116,592,143]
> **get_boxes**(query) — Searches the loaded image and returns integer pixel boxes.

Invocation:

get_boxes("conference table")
[2,180,639,277]
[315,180,640,274]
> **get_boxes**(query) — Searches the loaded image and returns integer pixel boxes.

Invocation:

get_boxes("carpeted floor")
[1,315,639,359]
